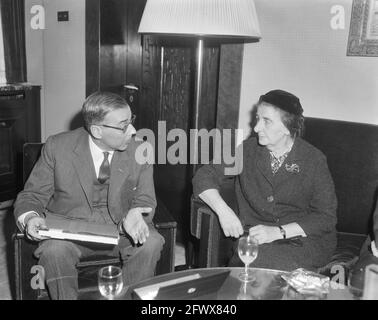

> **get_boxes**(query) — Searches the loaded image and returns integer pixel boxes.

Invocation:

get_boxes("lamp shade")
[138,0,261,40]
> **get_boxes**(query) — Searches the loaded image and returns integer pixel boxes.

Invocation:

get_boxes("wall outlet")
[57,11,69,22]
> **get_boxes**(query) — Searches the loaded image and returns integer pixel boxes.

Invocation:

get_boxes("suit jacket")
[14,128,156,230]
[193,137,338,268]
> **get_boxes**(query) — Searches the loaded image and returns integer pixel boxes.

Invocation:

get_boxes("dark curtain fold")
[0,0,26,83]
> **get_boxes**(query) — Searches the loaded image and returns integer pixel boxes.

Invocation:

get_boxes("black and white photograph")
[0,0,377,305]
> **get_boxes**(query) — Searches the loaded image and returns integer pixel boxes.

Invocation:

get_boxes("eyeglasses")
[99,114,136,133]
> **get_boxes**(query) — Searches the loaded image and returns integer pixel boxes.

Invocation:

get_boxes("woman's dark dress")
[193,137,337,271]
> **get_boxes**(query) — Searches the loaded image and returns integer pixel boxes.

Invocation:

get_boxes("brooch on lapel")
[285,163,300,173]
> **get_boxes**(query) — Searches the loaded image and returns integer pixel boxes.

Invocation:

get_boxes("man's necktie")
[98,152,110,184]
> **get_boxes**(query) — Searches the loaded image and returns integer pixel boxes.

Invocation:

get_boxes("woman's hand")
[248,225,281,244]
[217,207,244,238]
[199,189,244,238]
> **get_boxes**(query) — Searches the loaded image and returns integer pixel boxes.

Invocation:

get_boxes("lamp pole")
[191,37,204,175]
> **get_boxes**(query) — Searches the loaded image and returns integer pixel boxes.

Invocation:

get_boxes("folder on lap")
[37,214,119,245]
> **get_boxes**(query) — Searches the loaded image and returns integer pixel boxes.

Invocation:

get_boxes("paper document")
[38,228,119,245]
[37,214,119,245]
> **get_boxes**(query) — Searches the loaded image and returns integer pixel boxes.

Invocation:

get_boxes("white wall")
[25,0,86,140]
[238,0,378,139]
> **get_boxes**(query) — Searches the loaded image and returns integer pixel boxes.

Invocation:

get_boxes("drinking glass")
[362,264,378,300]
[238,235,259,282]
[347,267,364,299]
[237,281,253,300]
[98,265,123,300]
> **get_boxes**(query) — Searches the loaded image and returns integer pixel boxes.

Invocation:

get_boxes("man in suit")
[14,91,164,299]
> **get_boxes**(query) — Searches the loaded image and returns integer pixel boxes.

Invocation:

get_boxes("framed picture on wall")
[347,0,378,56]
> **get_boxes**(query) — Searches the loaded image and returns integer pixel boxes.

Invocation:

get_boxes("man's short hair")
[82,91,130,130]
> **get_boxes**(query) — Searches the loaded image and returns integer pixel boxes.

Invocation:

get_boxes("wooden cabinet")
[0,85,41,201]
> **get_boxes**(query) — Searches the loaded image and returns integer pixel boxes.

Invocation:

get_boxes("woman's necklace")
[269,140,294,174]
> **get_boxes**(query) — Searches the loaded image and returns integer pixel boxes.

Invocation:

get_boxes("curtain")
[0,0,26,83]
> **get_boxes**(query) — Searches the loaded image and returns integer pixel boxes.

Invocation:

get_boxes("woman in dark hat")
[192,89,337,271]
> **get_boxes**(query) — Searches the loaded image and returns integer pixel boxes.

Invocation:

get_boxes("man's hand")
[248,225,281,245]
[218,207,244,238]
[123,207,151,245]
[25,216,48,242]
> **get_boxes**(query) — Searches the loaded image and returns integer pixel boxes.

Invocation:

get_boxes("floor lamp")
[138,0,261,267]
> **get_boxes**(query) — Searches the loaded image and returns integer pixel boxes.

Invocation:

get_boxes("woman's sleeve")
[192,142,243,197]
[296,154,337,236]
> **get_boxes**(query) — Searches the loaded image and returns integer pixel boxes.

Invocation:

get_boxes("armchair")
[14,143,177,299]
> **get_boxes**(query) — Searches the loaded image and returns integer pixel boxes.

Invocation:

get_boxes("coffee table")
[79,267,354,300]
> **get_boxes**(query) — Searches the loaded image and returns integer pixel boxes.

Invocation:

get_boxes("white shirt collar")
[88,135,114,164]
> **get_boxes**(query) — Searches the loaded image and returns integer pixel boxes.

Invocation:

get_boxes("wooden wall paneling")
[86,0,146,112]
[216,44,244,159]
[123,0,147,118]
[139,35,162,132]
[99,0,127,96]
[196,45,220,166]
[143,39,221,243]
[160,46,192,130]
[153,42,194,243]
[198,46,219,131]
[125,0,146,86]
[85,0,100,97]
[216,44,244,130]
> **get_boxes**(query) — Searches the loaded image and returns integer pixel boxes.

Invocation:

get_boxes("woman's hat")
[259,90,303,115]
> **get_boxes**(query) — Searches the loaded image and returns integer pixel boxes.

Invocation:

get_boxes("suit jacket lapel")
[273,138,303,186]
[109,149,130,205]
[255,145,274,186]
[72,130,95,209]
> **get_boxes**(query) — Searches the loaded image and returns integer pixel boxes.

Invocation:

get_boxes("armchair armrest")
[190,178,237,268]
[190,196,234,268]
[154,198,177,274]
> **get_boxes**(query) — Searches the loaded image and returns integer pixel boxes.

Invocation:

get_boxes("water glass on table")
[98,265,124,300]
[362,264,378,300]
[348,266,365,299]
[238,234,259,282]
